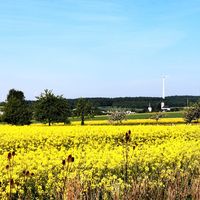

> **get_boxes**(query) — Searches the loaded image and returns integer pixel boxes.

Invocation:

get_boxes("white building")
[148,103,152,112]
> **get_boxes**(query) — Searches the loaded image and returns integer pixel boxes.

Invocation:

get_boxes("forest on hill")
[66,95,200,112]
[1,95,200,113]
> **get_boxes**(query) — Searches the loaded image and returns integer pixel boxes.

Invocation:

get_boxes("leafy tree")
[75,98,93,125]
[34,89,71,126]
[150,112,165,123]
[184,102,200,123]
[3,89,32,125]
[7,89,25,101]
[109,109,127,124]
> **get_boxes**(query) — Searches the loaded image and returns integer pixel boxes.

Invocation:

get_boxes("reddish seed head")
[125,131,131,142]
[6,165,9,170]
[10,179,14,187]
[26,171,30,176]
[12,151,15,157]
[67,155,72,163]
[23,170,26,175]
[67,155,74,163]
[62,159,66,165]
[31,172,34,176]
[8,152,12,160]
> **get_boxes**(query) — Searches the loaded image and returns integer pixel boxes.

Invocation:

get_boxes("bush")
[184,102,200,123]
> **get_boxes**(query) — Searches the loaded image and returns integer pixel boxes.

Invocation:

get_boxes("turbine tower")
[161,76,166,110]
[162,76,165,100]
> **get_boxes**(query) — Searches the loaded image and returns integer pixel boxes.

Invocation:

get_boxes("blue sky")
[0,0,200,100]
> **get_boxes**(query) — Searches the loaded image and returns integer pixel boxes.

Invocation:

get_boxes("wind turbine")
[161,76,166,110]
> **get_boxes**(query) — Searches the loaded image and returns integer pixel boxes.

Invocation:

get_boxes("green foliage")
[34,89,71,126]
[184,102,200,123]
[7,89,25,102]
[75,98,93,125]
[3,89,32,125]
[92,106,103,115]
[67,96,200,111]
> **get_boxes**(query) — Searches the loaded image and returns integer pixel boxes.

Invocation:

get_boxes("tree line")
[0,89,94,126]
[1,89,200,125]
[2,93,199,113]
[66,96,200,112]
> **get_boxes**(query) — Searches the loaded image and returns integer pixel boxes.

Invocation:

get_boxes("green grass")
[70,111,184,121]
[126,111,183,119]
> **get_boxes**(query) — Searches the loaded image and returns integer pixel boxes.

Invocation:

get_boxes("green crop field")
[71,111,184,122]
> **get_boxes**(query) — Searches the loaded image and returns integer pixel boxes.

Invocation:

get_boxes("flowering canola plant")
[0,124,200,199]
[72,118,184,125]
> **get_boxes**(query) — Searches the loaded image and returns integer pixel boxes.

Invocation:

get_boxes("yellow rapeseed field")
[0,123,200,199]
[72,118,184,125]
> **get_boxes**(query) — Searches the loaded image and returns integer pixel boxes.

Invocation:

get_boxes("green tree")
[184,102,200,123]
[7,89,25,101]
[34,89,71,126]
[75,98,93,125]
[3,89,32,125]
